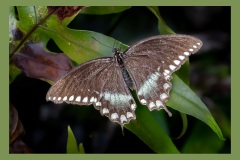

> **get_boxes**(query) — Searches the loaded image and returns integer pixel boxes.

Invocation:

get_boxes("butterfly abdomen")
[113,48,135,90]
[121,67,134,90]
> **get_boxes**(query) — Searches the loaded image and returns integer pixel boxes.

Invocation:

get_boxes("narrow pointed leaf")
[67,126,79,153]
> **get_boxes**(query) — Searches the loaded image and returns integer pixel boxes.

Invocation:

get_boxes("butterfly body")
[46,34,202,127]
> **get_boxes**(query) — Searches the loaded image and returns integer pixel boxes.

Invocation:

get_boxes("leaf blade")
[168,74,224,140]
[66,126,79,153]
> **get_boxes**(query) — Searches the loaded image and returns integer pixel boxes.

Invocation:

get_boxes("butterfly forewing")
[123,35,202,115]
[46,58,136,125]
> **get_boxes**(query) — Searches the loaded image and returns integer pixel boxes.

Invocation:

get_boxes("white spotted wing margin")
[123,34,203,116]
[46,57,136,127]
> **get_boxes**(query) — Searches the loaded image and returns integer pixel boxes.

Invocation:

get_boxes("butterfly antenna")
[91,36,112,49]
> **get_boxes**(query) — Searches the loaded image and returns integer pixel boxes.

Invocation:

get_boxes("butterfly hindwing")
[123,35,202,115]
[46,58,136,125]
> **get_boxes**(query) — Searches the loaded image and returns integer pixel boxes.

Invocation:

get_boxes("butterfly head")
[112,48,121,54]
[113,48,124,66]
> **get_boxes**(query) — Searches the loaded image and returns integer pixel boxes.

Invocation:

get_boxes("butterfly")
[46,34,202,128]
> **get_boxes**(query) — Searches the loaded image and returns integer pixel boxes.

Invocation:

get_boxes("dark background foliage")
[10,6,230,153]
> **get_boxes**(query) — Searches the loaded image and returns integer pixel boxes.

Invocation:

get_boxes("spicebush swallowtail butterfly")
[46,34,202,128]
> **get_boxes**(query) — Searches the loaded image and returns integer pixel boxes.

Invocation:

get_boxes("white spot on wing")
[189,48,194,52]
[184,51,190,56]
[174,60,180,65]
[69,95,74,101]
[197,42,201,45]
[164,69,170,74]
[165,75,171,80]
[90,97,95,103]
[163,83,171,90]
[131,103,136,110]
[140,99,147,104]
[169,65,176,70]
[58,97,61,101]
[156,100,163,107]
[193,45,197,48]
[149,101,156,109]
[160,93,168,101]
[111,113,119,119]
[53,97,56,100]
[48,97,51,100]
[63,96,67,101]
[127,112,134,118]
[102,108,109,114]
[120,115,127,123]
[75,96,81,102]
[179,55,185,60]
[96,101,102,106]
[82,97,88,103]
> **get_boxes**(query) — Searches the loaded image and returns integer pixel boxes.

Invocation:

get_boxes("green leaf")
[9,63,21,84]
[125,102,179,153]
[78,143,85,154]
[181,122,225,153]
[81,6,131,15]
[146,6,223,141]
[175,113,188,139]
[147,6,175,35]
[168,74,224,140]
[16,6,36,32]
[43,28,128,64]
[67,125,82,153]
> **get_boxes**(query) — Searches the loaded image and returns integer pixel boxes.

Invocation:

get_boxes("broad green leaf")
[43,27,128,64]
[16,6,36,32]
[81,6,131,15]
